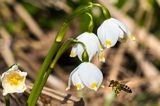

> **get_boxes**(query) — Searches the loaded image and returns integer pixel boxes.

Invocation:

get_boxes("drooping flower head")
[70,32,105,62]
[97,18,135,48]
[66,62,103,91]
[1,64,27,96]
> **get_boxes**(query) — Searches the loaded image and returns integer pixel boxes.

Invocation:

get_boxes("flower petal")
[78,62,103,91]
[67,66,85,91]
[76,32,101,61]
[1,65,27,95]
[110,18,130,36]
[97,18,134,48]
[71,70,84,90]
[97,22,108,46]
[98,52,105,62]
[70,46,77,57]
[98,19,119,48]
[110,18,136,41]
[129,33,136,41]
[118,28,124,39]
[66,66,79,90]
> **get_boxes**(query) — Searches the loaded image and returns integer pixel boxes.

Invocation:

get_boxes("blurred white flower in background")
[66,62,103,91]
[70,32,105,62]
[97,18,135,48]
[157,0,160,6]
[1,64,27,96]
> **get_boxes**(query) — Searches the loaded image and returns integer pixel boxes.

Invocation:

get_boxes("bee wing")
[106,78,111,82]
[119,80,130,84]
[107,79,130,84]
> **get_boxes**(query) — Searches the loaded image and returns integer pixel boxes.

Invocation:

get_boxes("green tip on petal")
[106,40,112,46]
[91,82,98,91]
[82,50,89,62]
[70,51,75,57]
[130,33,136,41]
[99,53,105,62]
[65,86,70,91]
[101,85,105,88]
[76,84,83,90]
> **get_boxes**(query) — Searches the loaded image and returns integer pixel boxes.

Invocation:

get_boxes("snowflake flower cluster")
[67,18,135,91]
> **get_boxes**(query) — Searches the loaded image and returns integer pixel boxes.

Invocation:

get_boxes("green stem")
[4,94,10,106]
[92,3,111,19]
[27,42,59,105]
[85,12,94,32]
[56,3,93,42]
[104,91,116,106]
[50,39,88,68]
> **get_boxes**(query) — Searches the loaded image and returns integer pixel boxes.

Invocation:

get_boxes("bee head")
[110,80,115,84]
[109,80,114,87]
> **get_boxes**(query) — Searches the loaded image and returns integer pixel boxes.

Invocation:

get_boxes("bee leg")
[113,89,118,96]
[109,84,113,87]
[115,89,118,94]
[115,88,121,96]
[112,87,114,90]
[112,87,116,91]
[117,90,120,95]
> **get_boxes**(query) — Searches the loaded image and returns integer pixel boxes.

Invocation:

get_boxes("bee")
[108,80,132,95]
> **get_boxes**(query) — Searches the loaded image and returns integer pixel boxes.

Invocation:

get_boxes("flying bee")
[108,80,132,95]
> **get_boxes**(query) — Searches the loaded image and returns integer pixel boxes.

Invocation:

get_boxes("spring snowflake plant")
[67,19,135,91]
[1,64,27,96]
[27,2,135,105]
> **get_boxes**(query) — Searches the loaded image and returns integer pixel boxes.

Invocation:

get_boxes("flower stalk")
[92,3,111,19]
[4,94,10,106]
[85,12,94,32]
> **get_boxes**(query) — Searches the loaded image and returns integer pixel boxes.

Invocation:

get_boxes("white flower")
[66,62,103,91]
[1,64,27,96]
[97,18,135,48]
[70,32,105,62]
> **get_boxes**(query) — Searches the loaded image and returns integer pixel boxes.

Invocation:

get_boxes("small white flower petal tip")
[70,51,76,57]
[1,64,27,96]
[106,40,112,47]
[101,84,105,88]
[70,47,77,57]
[75,84,83,90]
[67,62,103,91]
[65,86,70,91]
[90,82,98,91]
[99,52,105,62]
[10,64,19,71]
[129,33,136,41]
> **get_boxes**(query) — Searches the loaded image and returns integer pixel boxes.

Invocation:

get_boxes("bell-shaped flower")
[70,32,105,62]
[97,18,135,48]
[1,64,27,96]
[66,62,103,91]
